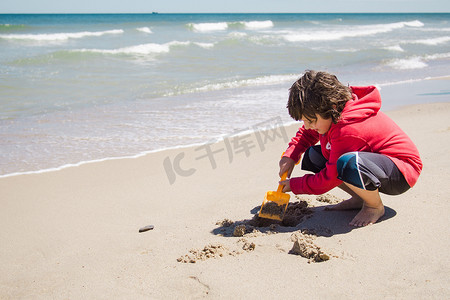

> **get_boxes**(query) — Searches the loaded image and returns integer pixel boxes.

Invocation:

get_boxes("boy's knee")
[301,145,326,173]
[337,152,367,190]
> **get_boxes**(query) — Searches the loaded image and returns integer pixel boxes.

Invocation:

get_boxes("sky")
[1,0,449,14]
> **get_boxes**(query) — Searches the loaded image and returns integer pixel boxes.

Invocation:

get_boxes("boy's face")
[301,114,332,135]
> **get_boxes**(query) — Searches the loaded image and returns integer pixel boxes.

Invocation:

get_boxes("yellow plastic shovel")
[258,171,290,221]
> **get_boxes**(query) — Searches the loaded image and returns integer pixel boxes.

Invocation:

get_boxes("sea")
[1,13,449,177]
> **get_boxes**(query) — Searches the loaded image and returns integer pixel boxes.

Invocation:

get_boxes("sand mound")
[289,231,333,263]
[177,239,256,263]
[238,238,256,252]
[215,200,313,237]
[281,200,313,226]
[177,243,237,263]
[187,199,337,264]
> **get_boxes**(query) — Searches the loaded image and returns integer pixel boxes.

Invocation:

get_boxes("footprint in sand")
[182,276,210,297]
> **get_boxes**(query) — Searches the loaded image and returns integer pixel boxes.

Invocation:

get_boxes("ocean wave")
[330,44,405,53]
[188,22,228,32]
[219,32,249,45]
[384,45,405,52]
[188,20,274,32]
[283,20,424,42]
[418,27,450,32]
[227,31,248,38]
[376,75,450,87]
[136,27,152,34]
[0,24,28,31]
[406,36,450,46]
[403,20,425,27]
[385,52,450,70]
[386,57,428,70]
[194,42,215,49]
[0,29,123,42]
[242,20,274,30]
[424,52,450,60]
[72,40,209,56]
[10,40,214,64]
[75,42,173,55]
[165,74,298,96]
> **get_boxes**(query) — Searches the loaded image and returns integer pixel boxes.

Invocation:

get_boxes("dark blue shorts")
[302,145,410,195]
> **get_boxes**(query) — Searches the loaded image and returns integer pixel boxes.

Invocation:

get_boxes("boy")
[278,70,422,226]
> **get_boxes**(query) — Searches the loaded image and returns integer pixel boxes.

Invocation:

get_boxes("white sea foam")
[74,41,189,55]
[190,22,228,32]
[165,74,298,96]
[0,143,201,179]
[0,29,123,42]
[407,36,450,46]
[386,57,428,70]
[189,21,273,32]
[77,43,169,55]
[403,20,425,27]
[386,52,450,70]
[194,42,215,49]
[243,20,274,29]
[228,31,247,38]
[424,52,450,60]
[335,48,359,52]
[136,27,152,34]
[283,20,424,42]
[384,45,404,52]
[375,75,450,87]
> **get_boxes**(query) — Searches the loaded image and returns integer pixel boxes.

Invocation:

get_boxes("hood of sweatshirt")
[338,86,381,125]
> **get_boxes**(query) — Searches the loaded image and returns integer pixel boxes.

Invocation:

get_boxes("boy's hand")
[279,178,291,193]
[279,156,296,178]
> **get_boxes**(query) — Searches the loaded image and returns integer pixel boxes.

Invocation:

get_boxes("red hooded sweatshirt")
[284,86,423,195]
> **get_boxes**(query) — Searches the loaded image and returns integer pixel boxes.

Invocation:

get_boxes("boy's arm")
[289,135,368,195]
[283,125,320,163]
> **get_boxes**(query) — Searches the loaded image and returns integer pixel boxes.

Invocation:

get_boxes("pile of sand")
[215,199,313,238]
[180,199,319,264]
[281,200,313,227]
[289,230,333,263]
[177,239,256,263]
[207,199,335,264]
[177,243,236,263]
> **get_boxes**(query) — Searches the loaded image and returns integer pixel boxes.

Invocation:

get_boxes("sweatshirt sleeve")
[289,134,369,195]
[283,125,320,163]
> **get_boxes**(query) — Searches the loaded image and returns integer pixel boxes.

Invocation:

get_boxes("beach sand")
[1,98,450,298]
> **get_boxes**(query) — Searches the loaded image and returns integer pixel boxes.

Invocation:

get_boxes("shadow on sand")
[211,204,397,237]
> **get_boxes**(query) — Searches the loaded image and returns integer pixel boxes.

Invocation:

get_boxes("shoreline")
[0,119,298,179]
[2,75,449,179]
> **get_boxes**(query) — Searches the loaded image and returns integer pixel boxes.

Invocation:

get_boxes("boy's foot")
[325,197,363,211]
[349,204,385,227]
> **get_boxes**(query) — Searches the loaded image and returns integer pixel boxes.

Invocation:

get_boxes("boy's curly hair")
[287,70,352,123]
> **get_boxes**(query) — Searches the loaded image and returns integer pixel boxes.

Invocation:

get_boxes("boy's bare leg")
[327,183,385,226]
[325,183,364,210]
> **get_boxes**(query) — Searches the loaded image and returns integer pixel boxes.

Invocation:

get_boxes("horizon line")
[1,12,450,14]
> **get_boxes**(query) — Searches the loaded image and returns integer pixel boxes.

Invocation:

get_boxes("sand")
[1,98,450,298]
